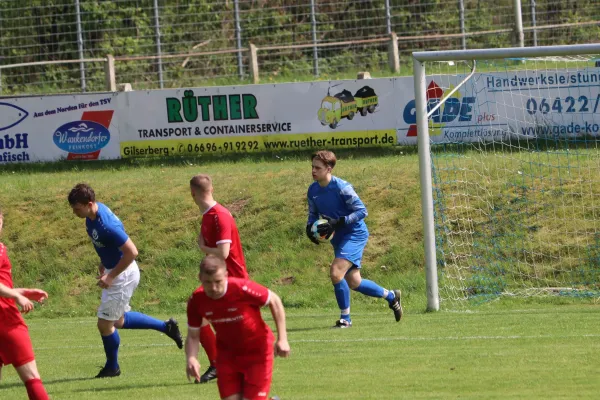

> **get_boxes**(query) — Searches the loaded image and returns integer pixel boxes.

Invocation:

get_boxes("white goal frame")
[412,43,600,311]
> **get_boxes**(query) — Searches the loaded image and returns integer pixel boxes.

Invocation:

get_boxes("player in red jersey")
[0,207,49,400]
[190,174,249,382]
[185,255,290,400]
[191,174,248,279]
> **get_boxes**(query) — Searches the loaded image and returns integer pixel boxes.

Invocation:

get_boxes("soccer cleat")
[389,289,403,322]
[332,319,352,328]
[165,318,183,349]
[199,365,217,383]
[95,366,121,378]
[270,397,281,400]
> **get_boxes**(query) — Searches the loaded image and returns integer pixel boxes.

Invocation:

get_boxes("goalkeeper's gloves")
[318,215,345,237]
[306,224,320,245]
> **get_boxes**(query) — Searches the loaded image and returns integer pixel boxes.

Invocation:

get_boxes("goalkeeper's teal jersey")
[307,176,368,244]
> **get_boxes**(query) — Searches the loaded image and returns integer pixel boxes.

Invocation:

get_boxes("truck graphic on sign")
[318,86,378,129]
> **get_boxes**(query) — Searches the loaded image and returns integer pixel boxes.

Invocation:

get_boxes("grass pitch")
[1,305,599,399]
[1,149,599,398]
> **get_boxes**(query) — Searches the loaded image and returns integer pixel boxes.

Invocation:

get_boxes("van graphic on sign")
[318,86,378,129]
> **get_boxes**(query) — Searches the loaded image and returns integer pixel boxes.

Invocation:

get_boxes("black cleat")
[199,365,217,383]
[165,318,183,349]
[389,289,403,322]
[332,319,352,328]
[95,366,121,378]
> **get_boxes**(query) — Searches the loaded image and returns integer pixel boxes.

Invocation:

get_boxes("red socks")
[25,378,49,400]
[199,324,218,366]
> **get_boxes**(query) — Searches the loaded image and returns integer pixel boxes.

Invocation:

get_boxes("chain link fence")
[0,0,598,96]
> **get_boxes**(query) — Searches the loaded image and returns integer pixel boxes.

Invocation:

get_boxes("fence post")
[75,0,86,92]
[234,0,244,79]
[105,55,116,91]
[153,0,164,89]
[118,83,133,92]
[249,44,259,84]
[388,32,400,73]
[513,0,525,47]
[310,0,319,77]
[459,0,466,49]
[384,0,392,35]
[530,0,538,47]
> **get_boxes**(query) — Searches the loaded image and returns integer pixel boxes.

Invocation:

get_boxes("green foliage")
[1,1,597,94]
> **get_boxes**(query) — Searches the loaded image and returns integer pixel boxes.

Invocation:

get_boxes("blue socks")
[385,290,396,303]
[101,312,168,371]
[354,279,385,298]
[101,330,120,370]
[334,279,395,322]
[333,279,351,322]
[122,311,167,333]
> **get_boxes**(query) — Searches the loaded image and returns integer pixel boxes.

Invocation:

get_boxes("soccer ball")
[311,219,334,242]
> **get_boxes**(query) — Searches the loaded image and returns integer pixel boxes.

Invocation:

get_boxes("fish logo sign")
[0,103,29,131]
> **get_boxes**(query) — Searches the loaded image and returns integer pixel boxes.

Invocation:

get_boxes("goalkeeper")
[306,150,403,328]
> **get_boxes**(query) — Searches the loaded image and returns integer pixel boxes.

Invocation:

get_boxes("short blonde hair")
[190,174,213,192]
[200,255,227,276]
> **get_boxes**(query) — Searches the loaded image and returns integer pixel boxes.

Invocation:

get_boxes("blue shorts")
[332,233,368,267]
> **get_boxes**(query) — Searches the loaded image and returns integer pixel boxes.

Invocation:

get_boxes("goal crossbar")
[413,43,600,62]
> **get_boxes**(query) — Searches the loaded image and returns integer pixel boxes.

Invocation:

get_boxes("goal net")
[412,45,600,310]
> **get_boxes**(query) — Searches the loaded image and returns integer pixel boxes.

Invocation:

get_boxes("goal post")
[413,44,600,311]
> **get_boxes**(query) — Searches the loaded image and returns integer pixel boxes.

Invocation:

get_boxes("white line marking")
[25,306,599,328]
[33,333,600,351]
[292,334,600,343]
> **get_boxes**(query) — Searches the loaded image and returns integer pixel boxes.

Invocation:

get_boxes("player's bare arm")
[213,242,231,260]
[267,291,290,358]
[97,262,106,278]
[185,327,202,382]
[15,288,48,303]
[0,282,34,313]
[97,238,138,289]
[199,239,231,260]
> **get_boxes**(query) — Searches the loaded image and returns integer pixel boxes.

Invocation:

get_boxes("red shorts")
[216,352,273,400]
[0,323,35,368]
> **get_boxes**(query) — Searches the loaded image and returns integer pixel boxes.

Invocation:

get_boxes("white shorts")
[97,261,140,321]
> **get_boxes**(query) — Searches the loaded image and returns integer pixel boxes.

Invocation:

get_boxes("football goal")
[412,44,600,310]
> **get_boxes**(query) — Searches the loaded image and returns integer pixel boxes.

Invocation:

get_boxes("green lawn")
[1,148,600,398]
[1,305,598,399]
[0,149,424,317]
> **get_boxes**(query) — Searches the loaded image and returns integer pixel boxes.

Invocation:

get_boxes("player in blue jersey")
[306,150,403,328]
[68,183,183,378]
